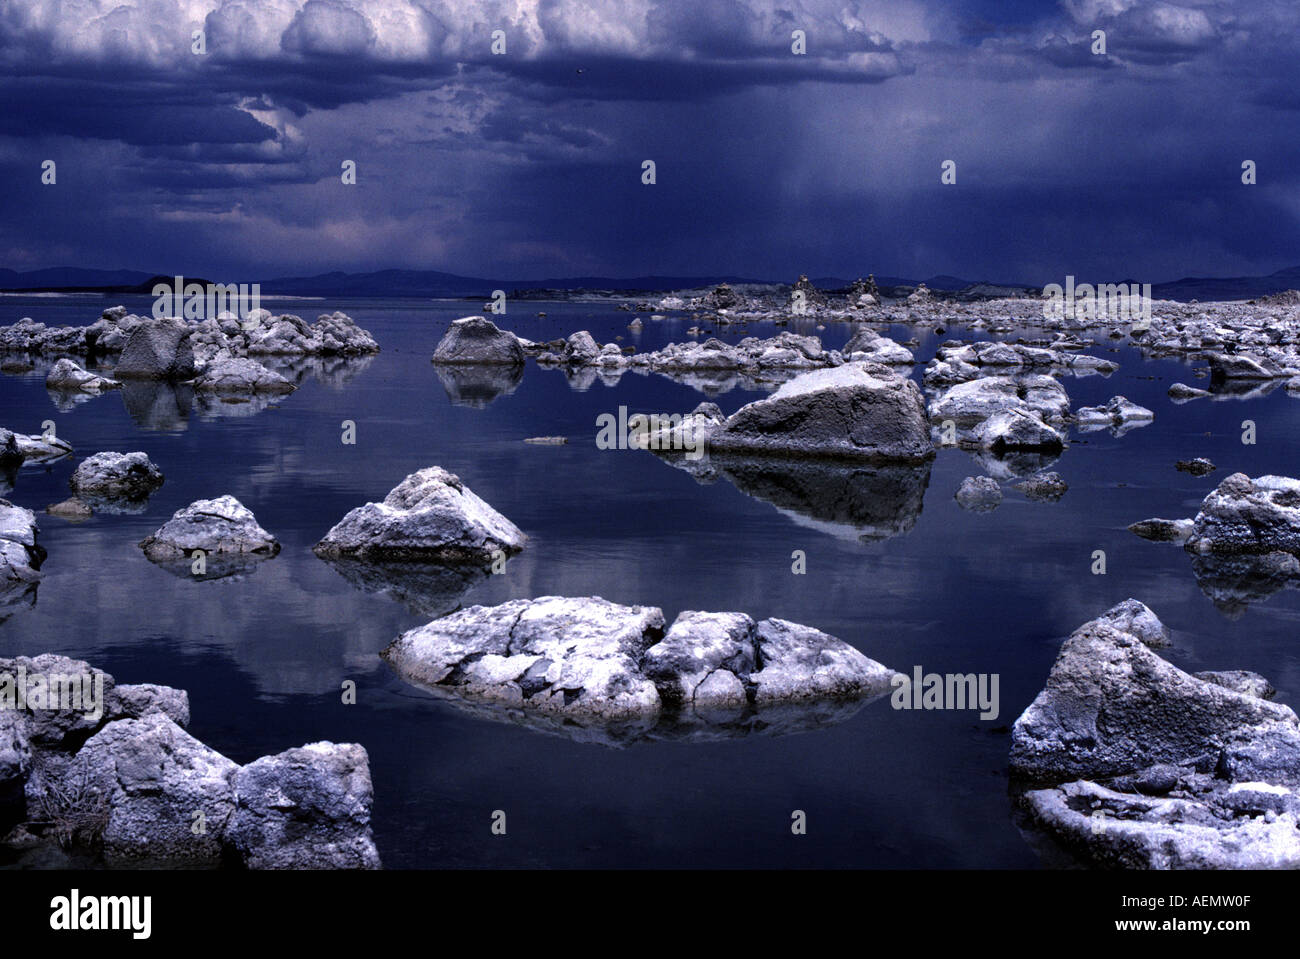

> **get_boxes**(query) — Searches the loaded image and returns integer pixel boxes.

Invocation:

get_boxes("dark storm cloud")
[0,0,1297,283]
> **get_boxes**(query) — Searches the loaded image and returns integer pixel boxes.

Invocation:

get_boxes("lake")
[3,293,1300,868]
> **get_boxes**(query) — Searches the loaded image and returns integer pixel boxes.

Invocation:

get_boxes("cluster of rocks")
[1,654,379,869]
[1012,601,1300,868]
[382,595,899,744]
[1,309,379,412]
[432,317,924,397]
[1130,473,1300,614]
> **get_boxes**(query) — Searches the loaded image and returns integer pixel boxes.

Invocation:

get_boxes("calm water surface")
[3,293,1300,868]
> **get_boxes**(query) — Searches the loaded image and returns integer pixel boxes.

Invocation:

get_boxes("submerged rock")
[45,498,92,520]
[1168,382,1210,402]
[1128,517,1195,543]
[1014,471,1068,502]
[431,316,525,366]
[383,597,898,728]
[1176,457,1216,476]
[69,452,164,502]
[954,476,1002,512]
[313,466,525,562]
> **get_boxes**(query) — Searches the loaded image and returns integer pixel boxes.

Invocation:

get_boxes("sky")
[1,0,1298,285]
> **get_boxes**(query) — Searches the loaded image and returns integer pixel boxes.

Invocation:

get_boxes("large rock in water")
[113,317,196,380]
[139,495,279,559]
[1186,473,1300,555]
[1010,600,1300,782]
[227,743,381,870]
[700,363,934,462]
[313,466,525,562]
[431,316,525,366]
[69,451,164,501]
[48,712,238,866]
[1012,600,1300,868]
[383,596,898,721]
[3,653,379,869]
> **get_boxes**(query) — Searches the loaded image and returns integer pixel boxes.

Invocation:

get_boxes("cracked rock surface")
[383,596,899,725]
[1011,600,1300,868]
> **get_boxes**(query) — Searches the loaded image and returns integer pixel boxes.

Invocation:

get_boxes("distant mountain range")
[2,265,1299,302]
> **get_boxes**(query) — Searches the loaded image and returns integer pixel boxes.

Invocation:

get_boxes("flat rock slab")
[383,596,899,725]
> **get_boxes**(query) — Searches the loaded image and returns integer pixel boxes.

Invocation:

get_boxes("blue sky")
[1,0,1297,284]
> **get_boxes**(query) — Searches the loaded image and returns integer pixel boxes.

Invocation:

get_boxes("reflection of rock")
[316,555,492,618]
[193,391,282,420]
[404,682,884,747]
[1189,551,1300,618]
[657,450,930,543]
[120,380,192,431]
[964,448,1062,482]
[260,353,375,389]
[433,363,524,407]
